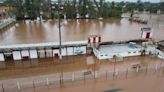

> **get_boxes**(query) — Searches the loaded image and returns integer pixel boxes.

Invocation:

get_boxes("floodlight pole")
[58,12,62,60]
[56,3,62,60]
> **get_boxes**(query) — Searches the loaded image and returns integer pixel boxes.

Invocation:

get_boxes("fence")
[0,18,16,31]
[0,62,164,92]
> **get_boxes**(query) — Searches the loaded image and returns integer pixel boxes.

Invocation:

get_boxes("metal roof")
[0,40,88,50]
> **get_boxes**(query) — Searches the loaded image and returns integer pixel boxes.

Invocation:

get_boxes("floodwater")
[0,55,162,80]
[0,13,164,45]
[22,74,164,92]
[0,55,164,92]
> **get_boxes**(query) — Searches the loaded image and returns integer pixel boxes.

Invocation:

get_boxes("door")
[146,32,150,39]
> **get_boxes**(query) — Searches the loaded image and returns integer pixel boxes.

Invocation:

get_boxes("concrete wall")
[0,53,4,61]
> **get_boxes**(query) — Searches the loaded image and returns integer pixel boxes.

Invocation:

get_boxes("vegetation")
[1,0,164,20]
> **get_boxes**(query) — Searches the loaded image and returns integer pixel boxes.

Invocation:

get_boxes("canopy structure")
[0,40,88,61]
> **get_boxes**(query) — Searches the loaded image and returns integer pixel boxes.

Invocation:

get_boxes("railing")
[0,62,164,92]
[0,18,16,30]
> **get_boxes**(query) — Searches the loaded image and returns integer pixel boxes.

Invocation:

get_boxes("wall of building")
[0,46,87,61]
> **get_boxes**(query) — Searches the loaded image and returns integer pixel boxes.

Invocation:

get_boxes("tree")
[3,0,123,20]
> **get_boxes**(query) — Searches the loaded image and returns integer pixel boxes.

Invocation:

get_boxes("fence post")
[113,70,115,78]
[115,69,119,79]
[93,71,97,83]
[159,60,163,70]
[72,73,75,82]
[17,81,21,91]
[84,73,85,82]
[136,66,139,73]
[105,71,108,80]
[46,78,49,86]
[33,80,35,91]
[60,73,64,87]
[1,84,4,92]
[95,71,98,79]
[145,65,148,74]
[155,64,159,72]
[126,68,128,79]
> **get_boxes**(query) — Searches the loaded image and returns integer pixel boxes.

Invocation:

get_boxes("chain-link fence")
[0,62,164,92]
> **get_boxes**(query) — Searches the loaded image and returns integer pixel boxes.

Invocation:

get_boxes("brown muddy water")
[0,14,164,45]
[0,56,164,92]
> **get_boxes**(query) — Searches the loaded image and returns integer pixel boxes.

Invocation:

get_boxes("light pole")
[55,2,64,86]
[58,11,62,60]
[55,3,63,60]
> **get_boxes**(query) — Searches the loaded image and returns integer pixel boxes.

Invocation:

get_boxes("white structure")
[88,35,101,44]
[0,53,5,62]
[93,43,142,60]
[93,40,163,60]
[0,41,88,61]
[141,28,152,39]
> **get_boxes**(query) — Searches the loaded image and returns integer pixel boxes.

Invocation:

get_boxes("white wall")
[67,47,74,55]
[29,50,38,59]
[53,49,59,57]
[46,49,53,57]
[21,50,29,57]
[81,46,86,54]
[142,32,147,39]
[0,53,5,61]
[95,37,99,43]
[90,37,94,43]
[38,50,45,58]
[74,46,86,55]
[96,50,141,60]
[13,51,22,60]
[141,31,152,39]
[61,48,67,56]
